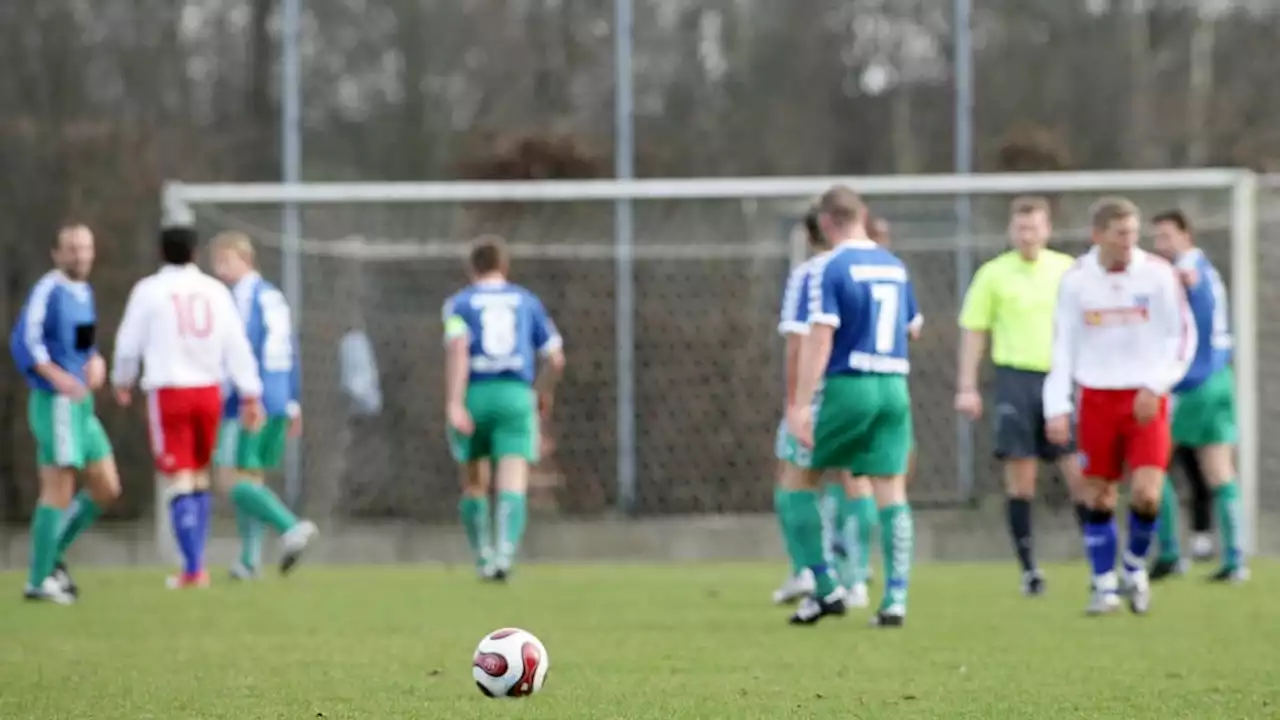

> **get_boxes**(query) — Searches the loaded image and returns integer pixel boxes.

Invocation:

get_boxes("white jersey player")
[111,226,264,589]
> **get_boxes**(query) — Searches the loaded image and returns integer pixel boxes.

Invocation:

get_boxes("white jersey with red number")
[111,264,262,397]
[1042,247,1196,419]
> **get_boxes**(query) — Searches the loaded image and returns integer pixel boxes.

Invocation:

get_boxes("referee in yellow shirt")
[954,196,1086,597]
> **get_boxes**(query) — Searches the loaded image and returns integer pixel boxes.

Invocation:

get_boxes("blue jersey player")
[1149,210,1246,583]
[787,186,917,628]
[8,223,121,604]
[443,236,566,582]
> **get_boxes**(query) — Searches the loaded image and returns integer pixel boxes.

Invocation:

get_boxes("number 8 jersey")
[808,239,922,378]
[442,280,562,384]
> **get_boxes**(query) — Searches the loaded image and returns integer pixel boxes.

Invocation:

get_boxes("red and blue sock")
[1082,508,1117,581]
[1124,508,1158,573]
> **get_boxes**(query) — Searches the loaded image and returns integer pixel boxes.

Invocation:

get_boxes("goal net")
[165,171,1264,553]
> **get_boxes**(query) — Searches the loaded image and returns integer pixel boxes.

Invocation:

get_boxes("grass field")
[1,561,1278,719]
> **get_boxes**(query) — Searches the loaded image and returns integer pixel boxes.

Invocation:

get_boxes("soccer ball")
[472,627,550,698]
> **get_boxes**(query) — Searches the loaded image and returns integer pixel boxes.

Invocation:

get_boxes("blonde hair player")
[210,231,318,579]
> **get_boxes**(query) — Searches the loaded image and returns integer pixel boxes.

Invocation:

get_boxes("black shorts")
[992,366,1073,462]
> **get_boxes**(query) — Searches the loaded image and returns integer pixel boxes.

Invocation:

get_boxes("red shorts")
[146,386,222,473]
[1076,387,1172,482]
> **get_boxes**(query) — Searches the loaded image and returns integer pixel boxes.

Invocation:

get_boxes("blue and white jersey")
[808,239,921,377]
[222,273,300,419]
[9,270,97,392]
[1173,248,1231,393]
[442,280,562,385]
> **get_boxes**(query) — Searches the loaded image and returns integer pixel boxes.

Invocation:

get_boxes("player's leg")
[1075,389,1126,615]
[838,473,876,607]
[1117,396,1174,615]
[850,375,914,628]
[1194,369,1245,582]
[452,385,496,577]
[232,417,315,575]
[485,382,541,579]
[993,368,1046,594]
[772,424,815,604]
[23,390,80,604]
[51,406,120,596]
[1154,392,1198,577]
[149,389,210,589]
[215,422,261,578]
[1182,447,1215,561]
[821,479,846,587]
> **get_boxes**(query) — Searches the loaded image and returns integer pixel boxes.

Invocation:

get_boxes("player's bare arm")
[444,322,474,436]
[788,322,833,448]
[955,329,987,419]
[533,346,565,419]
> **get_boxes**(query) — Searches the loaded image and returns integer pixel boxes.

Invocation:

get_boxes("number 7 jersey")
[808,239,921,378]
[442,280,562,384]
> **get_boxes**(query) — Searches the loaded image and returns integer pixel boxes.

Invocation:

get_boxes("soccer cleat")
[229,561,259,581]
[788,587,847,625]
[166,570,211,590]
[1148,557,1185,582]
[869,604,906,628]
[279,520,319,575]
[1208,566,1250,584]
[1120,571,1151,615]
[23,577,75,605]
[52,561,79,598]
[772,568,815,605]
[1190,533,1215,562]
[845,582,870,609]
[1022,569,1046,597]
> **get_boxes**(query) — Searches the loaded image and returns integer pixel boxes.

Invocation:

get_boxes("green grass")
[1,562,1278,719]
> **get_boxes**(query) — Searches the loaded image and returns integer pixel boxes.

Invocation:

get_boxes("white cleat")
[229,561,259,581]
[1121,570,1151,615]
[1086,572,1122,615]
[1190,533,1215,562]
[279,520,318,576]
[772,568,816,605]
[23,577,75,605]
[845,582,870,609]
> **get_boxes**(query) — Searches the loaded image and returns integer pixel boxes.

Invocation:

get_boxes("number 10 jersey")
[442,280,562,385]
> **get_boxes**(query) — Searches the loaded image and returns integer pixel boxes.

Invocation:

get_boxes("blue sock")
[1124,509,1158,573]
[1083,513,1117,580]
[169,493,200,575]
[192,491,212,573]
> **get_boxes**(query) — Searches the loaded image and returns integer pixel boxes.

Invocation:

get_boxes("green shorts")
[215,417,290,471]
[1171,367,1236,448]
[807,374,912,476]
[774,418,812,468]
[447,380,539,463]
[28,389,112,469]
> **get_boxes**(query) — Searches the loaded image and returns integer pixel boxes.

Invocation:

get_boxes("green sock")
[495,491,528,569]
[1213,480,1244,569]
[878,503,914,613]
[229,481,298,535]
[841,494,877,585]
[54,490,102,560]
[773,487,804,575]
[820,483,846,575]
[780,489,836,596]
[459,495,493,569]
[235,507,263,570]
[1156,475,1182,562]
[27,504,62,589]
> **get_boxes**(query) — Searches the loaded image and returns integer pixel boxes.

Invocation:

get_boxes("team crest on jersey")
[1132,294,1150,309]
[1083,304,1149,326]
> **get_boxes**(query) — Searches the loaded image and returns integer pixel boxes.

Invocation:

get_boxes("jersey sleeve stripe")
[21,273,59,365]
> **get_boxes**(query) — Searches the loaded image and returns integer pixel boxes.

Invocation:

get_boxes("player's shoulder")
[28,270,62,298]
[1042,248,1077,270]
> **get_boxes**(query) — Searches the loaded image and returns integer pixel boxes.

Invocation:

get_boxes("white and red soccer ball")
[472,627,550,698]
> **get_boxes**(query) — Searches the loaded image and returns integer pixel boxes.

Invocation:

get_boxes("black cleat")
[492,568,508,583]
[52,562,78,598]
[869,611,905,628]
[1207,566,1249,584]
[788,589,847,625]
[1148,557,1184,582]
[1022,570,1046,597]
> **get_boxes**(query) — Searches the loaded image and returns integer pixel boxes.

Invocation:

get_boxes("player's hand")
[53,373,89,401]
[448,401,474,436]
[539,430,556,457]
[240,399,265,431]
[84,355,106,390]
[1046,414,1072,446]
[1179,268,1198,287]
[1133,388,1161,425]
[112,386,132,407]
[954,389,983,420]
[537,393,554,420]
[288,413,303,438]
[786,404,814,448]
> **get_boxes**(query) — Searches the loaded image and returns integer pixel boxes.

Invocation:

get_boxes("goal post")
[162,169,1261,555]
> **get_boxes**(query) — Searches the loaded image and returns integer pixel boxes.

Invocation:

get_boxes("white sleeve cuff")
[538,336,564,356]
[286,401,301,418]
[777,321,809,336]
[810,313,840,328]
